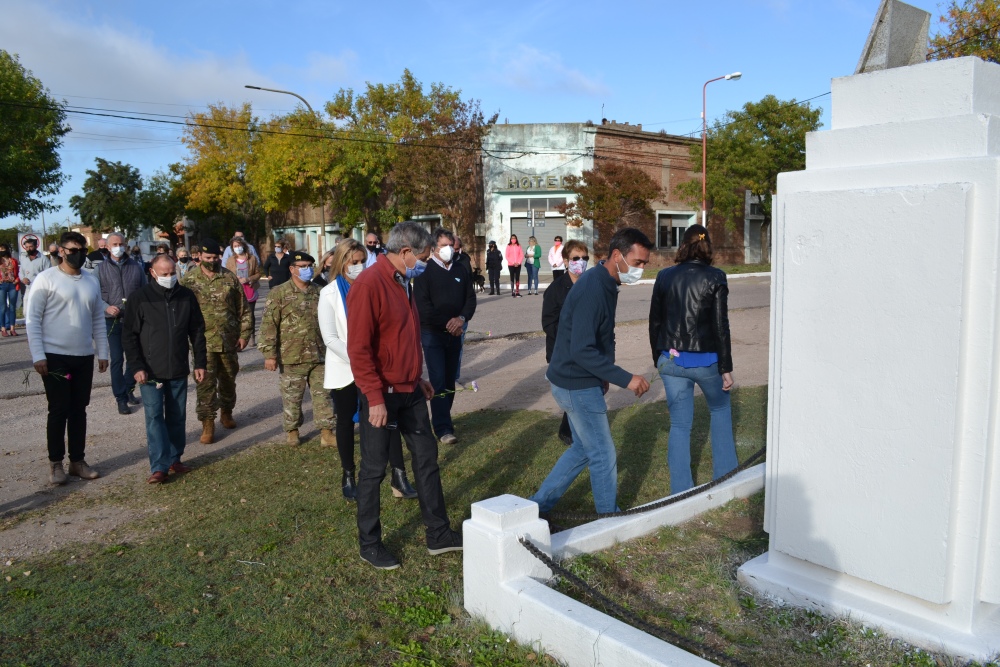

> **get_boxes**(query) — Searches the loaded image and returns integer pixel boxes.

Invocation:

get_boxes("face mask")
[296,266,314,282]
[205,260,221,272]
[616,256,643,285]
[366,244,378,252]
[234,246,244,255]
[346,264,364,281]
[178,257,190,264]
[568,259,587,276]
[404,253,427,280]
[274,247,283,254]
[63,251,86,270]
[438,245,454,263]
[155,273,178,289]
[109,246,125,258]
[0,251,9,259]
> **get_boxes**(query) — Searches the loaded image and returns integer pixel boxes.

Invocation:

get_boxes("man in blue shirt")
[530,227,653,515]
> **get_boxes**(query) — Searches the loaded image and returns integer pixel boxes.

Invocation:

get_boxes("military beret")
[291,251,315,264]
[199,239,222,255]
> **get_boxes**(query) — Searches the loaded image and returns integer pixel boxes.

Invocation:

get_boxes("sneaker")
[427,530,463,555]
[439,433,459,445]
[360,543,400,570]
[68,460,100,480]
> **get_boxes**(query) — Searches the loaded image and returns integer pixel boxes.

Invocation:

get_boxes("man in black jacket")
[122,255,208,484]
[413,228,476,445]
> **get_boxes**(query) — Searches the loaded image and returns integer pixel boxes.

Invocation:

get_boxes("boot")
[286,429,300,446]
[220,410,237,429]
[200,419,215,444]
[390,467,418,499]
[49,461,67,486]
[68,460,100,480]
[342,469,357,501]
[320,428,336,447]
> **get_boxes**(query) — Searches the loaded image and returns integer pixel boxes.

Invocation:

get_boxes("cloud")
[495,45,609,98]
[303,50,359,85]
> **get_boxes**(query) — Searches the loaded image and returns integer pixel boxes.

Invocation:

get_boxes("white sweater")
[26,267,110,363]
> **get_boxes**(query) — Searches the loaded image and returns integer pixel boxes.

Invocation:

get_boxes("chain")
[518,537,749,667]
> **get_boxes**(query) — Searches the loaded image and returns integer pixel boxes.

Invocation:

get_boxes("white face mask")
[616,256,643,285]
[110,246,125,258]
[234,246,245,255]
[438,245,454,263]
[346,263,364,281]
[155,272,178,289]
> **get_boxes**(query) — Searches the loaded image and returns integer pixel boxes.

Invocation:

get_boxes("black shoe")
[488,291,495,295]
[360,543,400,570]
[127,390,142,406]
[390,467,418,499]
[342,469,357,501]
[427,529,463,555]
[117,401,131,415]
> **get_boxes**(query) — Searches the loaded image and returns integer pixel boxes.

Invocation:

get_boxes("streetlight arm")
[244,84,316,116]
[701,72,742,226]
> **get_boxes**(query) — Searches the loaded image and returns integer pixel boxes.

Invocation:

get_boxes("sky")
[1,0,948,230]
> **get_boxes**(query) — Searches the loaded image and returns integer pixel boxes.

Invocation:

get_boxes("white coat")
[318,279,353,390]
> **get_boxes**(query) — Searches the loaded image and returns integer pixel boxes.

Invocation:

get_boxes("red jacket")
[346,254,424,407]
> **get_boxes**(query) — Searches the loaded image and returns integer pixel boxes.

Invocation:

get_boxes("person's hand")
[264,358,278,372]
[722,372,734,392]
[420,379,434,401]
[34,360,48,377]
[445,317,464,336]
[238,338,248,351]
[240,277,248,284]
[628,374,650,397]
[134,370,147,385]
[98,359,109,373]
[368,403,388,428]
[194,368,206,383]
[105,305,120,317]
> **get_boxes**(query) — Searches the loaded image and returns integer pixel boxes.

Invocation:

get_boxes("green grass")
[643,263,770,280]
[0,389,769,665]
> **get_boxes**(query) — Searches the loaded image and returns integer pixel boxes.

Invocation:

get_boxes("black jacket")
[541,272,574,362]
[485,248,503,272]
[648,260,732,373]
[122,281,208,380]
[262,252,292,287]
[413,260,476,333]
[454,251,473,277]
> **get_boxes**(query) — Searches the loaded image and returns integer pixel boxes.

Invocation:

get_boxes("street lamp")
[245,84,327,256]
[701,72,742,226]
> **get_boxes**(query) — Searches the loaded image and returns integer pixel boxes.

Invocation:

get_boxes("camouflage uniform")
[258,280,334,432]
[181,266,253,420]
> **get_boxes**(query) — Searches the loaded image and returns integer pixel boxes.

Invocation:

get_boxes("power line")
[926,18,1000,59]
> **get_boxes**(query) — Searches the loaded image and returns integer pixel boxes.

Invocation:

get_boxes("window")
[510,197,568,215]
[656,212,696,249]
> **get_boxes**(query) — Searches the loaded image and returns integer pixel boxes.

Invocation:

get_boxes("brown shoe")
[200,419,215,444]
[147,471,168,484]
[286,429,300,446]
[220,410,237,429]
[169,462,193,474]
[49,461,67,486]
[320,428,335,447]
[68,460,100,480]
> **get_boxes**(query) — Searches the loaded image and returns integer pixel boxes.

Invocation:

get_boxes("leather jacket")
[648,260,732,373]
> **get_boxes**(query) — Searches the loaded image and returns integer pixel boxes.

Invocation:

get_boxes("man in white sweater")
[25,231,110,485]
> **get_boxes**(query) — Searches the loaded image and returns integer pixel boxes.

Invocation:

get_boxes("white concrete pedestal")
[738,57,1000,660]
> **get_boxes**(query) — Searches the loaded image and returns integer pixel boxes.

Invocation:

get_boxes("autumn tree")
[136,166,186,246]
[929,0,1000,63]
[558,162,663,251]
[0,50,69,220]
[69,158,144,239]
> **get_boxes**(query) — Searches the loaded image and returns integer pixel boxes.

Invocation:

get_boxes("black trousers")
[331,382,405,472]
[357,391,451,549]
[508,265,521,291]
[42,353,95,462]
[487,268,501,293]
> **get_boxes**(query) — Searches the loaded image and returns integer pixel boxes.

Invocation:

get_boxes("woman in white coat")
[318,239,417,501]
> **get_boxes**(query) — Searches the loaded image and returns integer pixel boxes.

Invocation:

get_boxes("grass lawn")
[1,389,769,666]
[642,263,770,280]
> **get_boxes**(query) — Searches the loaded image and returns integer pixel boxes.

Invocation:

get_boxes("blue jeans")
[140,377,188,474]
[530,384,620,514]
[657,355,738,493]
[525,262,539,291]
[0,282,15,328]
[421,330,462,438]
[106,319,135,402]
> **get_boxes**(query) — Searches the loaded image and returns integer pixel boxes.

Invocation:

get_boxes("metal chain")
[518,537,750,667]
[548,445,766,522]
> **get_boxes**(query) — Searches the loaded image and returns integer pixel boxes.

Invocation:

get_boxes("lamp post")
[245,84,327,256]
[701,72,742,226]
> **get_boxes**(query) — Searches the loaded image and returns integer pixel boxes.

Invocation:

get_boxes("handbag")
[242,283,257,303]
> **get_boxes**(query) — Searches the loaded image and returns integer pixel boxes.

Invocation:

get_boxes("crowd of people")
[19,219,737,570]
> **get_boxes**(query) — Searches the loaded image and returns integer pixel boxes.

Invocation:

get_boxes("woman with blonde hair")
[312,248,338,289]
[318,238,417,501]
[225,235,260,343]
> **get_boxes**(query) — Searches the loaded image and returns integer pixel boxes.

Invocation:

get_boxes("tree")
[558,162,663,251]
[136,166,186,245]
[676,94,822,255]
[0,50,70,220]
[68,158,144,239]
[929,0,1000,63]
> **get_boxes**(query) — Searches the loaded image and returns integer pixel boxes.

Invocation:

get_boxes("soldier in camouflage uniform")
[180,239,253,444]
[258,250,335,446]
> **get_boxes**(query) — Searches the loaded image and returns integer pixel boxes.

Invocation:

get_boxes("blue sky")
[1,0,946,230]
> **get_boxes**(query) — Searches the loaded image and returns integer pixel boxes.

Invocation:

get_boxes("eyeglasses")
[570,256,589,262]
[60,246,84,255]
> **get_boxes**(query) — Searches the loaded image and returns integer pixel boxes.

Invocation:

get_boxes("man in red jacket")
[347,221,463,570]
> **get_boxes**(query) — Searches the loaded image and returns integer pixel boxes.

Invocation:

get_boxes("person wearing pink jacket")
[505,235,524,298]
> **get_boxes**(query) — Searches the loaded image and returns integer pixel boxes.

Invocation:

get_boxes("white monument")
[738,53,1000,660]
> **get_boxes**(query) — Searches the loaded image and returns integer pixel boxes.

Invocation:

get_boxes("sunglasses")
[60,246,85,255]
[570,255,589,262]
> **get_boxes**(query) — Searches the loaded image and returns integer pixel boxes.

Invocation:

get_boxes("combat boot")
[320,428,336,447]
[220,410,237,429]
[286,429,300,446]
[200,419,215,444]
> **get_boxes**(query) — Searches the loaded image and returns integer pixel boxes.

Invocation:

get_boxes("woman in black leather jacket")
[649,224,738,494]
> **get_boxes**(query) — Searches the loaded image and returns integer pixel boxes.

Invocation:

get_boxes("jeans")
[357,391,452,549]
[657,355,738,493]
[42,353,95,462]
[0,282,15,328]
[525,262,539,292]
[421,330,462,438]
[106,318,135,403]
[530,384,620,514]
[140,377,188,474]
[456,320,469,379]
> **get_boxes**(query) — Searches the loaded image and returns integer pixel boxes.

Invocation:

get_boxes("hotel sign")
[502,174,571,190]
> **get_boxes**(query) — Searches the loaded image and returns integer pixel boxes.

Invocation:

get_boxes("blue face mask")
[296,266,314,282]
[404,253,427,280]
